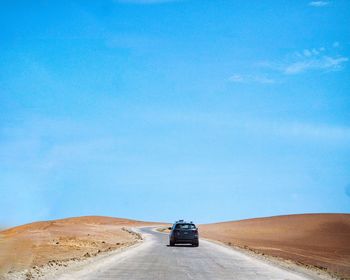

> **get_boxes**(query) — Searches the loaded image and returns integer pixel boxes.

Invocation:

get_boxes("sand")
[0,216,158,278]
[200,213,350,279]
[2,214,349,279]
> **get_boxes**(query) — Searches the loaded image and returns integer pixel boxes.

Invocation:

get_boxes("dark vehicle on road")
[169,220,199,247]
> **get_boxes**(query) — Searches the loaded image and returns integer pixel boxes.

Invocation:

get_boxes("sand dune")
[2,214,349,279]
[200,213,350,279]
[0,216,157,277]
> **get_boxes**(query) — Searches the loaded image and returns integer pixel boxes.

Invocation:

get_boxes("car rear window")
[175,223,196,229]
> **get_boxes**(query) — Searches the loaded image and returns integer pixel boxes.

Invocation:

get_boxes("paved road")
[58,227,314,280]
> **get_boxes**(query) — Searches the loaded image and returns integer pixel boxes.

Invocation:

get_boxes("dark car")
[168,220,199,247]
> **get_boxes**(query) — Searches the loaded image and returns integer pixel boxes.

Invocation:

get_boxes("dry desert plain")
[200,214,350,279]
[0,214,349,279]
[0,216,162,279]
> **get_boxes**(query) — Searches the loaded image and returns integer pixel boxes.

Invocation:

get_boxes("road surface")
[57,227,315,280]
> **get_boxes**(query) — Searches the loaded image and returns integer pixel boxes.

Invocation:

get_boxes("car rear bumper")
[170,236,199,243]
[173,239,198,244]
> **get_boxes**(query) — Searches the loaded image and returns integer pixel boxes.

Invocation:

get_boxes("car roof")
[174,220,194,224]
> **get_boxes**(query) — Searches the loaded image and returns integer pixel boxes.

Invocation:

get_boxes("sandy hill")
[0,216,158,276]
[200,213,350,279]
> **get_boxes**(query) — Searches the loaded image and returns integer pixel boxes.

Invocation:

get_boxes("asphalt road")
[58,227,314,280]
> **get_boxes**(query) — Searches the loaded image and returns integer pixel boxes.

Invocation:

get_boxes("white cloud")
[300,48,323,58]
[323,56,349,68]
[229,74,244,83]
[284,61,312,74]
[309,1,329,7]
[229,74,275,84]
[284,56,348,74]
[261,45,348,75]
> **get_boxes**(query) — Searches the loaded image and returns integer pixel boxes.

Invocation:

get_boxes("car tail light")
[194,229,198,234]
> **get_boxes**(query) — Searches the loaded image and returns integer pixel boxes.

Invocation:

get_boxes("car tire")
[169,241,175,246]
[192,242,199,247]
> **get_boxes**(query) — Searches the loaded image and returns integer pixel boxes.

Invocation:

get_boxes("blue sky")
[1,0,350,227]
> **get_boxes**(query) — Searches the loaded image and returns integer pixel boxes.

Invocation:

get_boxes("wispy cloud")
[309,1,330,7]
[229,74,244,83]
[284,56,348,74]
[284,46,348,74]
[261,45,348,75]
[229,74,276,84]
[231,43,347,83]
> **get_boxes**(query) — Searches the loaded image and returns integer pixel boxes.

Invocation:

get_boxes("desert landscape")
[2,214,349,279]
[2,0,349,279]
[200,214,350,279]
[0,216,160,279]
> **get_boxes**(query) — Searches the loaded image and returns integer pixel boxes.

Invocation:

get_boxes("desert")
[2,214,349,279]
[200,214,350,279]
[0,216,160,279]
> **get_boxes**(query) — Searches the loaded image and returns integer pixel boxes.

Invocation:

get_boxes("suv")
[168,220,199,247]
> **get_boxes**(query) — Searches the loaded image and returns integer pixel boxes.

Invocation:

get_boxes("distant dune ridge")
[200,213,350,279]
[0,216,158,277]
